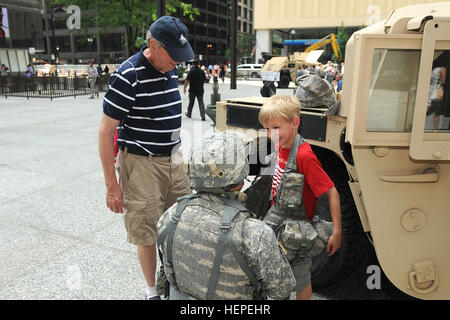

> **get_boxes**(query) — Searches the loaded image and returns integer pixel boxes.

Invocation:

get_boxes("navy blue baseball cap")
[150,16,195,62]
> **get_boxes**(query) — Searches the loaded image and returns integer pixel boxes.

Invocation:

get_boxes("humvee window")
[367,49,420,132]
[425,50,449,132]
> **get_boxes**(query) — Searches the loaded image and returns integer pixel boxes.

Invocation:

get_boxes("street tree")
[237,34,255,63]
[52,0,199,56]
[335,22,350,62]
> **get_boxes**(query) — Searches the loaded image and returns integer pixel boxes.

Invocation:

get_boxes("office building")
[254,0,445,63]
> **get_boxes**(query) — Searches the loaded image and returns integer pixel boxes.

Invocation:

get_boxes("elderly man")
[98,16,195,300]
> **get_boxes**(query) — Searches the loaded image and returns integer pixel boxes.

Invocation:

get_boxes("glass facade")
[0,1,45,51]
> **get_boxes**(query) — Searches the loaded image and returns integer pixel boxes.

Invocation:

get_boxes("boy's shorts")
[117,147,191,246]
[290,255,312,292]
[264,208,314,292]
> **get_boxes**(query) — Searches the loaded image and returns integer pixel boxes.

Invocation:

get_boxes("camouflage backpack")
[157,193,264,300]
[158,132,263,300]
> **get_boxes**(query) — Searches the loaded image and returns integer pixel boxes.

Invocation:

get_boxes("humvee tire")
[310,146,365,288]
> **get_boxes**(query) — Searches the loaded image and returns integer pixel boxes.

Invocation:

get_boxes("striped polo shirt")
[102,46,182,156]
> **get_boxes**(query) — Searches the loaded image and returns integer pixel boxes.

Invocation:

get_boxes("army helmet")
[188,131,249,191]
[295,74,337,108]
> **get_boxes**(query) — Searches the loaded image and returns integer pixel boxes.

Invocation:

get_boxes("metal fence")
[0,75,110,100]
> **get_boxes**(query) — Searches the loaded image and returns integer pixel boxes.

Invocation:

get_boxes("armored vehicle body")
[260,50,324,88]
[215,2,450,299]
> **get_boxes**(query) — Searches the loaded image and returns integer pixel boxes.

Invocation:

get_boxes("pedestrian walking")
[219,63,226,83]
[184,60,206,121]
[97,63,103,76]
[25,64,33,78]
[98,15,194,300]
[1,63,8,76]
[1,63,9,92]
[87,61,98,98]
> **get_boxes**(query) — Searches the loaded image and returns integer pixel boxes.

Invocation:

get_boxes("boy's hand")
[326,231,342,256]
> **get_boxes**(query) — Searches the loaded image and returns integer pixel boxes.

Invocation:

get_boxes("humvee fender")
[215,2,450,299]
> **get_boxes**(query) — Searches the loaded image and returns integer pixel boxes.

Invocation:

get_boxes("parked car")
[236,64,263,79]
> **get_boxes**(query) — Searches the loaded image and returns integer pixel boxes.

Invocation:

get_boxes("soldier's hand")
[106,183,124,214]
[326,231,342,256]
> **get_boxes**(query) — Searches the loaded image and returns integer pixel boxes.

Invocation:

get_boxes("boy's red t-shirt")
[271,142,334,220]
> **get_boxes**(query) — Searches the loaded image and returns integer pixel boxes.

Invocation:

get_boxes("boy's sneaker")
[145,294,161,300]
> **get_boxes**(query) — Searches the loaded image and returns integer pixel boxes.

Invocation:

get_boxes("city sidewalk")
[0,80,267,299]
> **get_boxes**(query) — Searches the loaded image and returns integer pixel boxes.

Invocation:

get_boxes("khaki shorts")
[116,147,191,246]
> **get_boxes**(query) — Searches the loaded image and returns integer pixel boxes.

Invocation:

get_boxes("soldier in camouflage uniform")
[156,132,296,300]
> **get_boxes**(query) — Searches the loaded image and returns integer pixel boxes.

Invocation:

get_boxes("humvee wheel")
[310,146,365,288]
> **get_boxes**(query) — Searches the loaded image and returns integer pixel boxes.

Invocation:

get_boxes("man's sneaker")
[185,113,191,118]
[145,294,161,300]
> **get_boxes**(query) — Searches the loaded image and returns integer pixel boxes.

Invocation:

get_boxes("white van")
[236,64,263,79]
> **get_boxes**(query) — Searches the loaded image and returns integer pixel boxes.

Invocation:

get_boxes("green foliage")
[178,67,185,78]
[237,34,255,60]
[51,0,199,55]
[335,22,350,62]
[224,49,231,61]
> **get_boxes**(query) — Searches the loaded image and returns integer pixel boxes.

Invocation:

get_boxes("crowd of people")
[185,62,228,83]
[296,60,344,93]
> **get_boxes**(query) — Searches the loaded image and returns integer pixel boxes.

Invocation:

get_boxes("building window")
[100,33,123,52]
[54,36,71,52]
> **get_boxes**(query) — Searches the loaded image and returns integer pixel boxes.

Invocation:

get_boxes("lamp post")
[230,0,237,89]
[290,29,296,55]
[55,45,59,76]
[87,37,93,63]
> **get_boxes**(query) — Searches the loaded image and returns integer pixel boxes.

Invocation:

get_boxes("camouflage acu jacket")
[156,193,296,300]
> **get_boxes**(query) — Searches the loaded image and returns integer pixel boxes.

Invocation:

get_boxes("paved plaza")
[0,79,283,300]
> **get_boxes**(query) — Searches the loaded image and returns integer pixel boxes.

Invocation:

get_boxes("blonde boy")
[259,95,342,300]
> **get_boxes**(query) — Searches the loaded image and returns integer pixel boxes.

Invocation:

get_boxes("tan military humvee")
[260,50,323,88]
[215,2,450,299]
